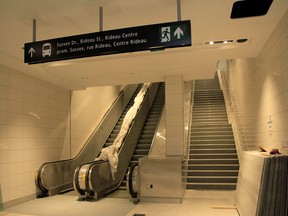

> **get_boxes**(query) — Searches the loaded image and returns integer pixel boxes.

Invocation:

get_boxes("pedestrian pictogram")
[161,27,171,42]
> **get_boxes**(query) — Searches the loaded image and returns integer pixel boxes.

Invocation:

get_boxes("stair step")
[191,124,232,128]
[191,128,233,132]
[189,154,238,159]
[193,106,226,110]
[190,149,237,154]
[134,149,149,155]
[186,170,239,176]
[188,159,239,165]
[193,118,229,122]
[138,139,153,144]
[186,183,237,190]
[135,144,152,150]
[188,164,239,170]
[190,144,236,149]
[187,176,238,183]
[191,140,235,144]
[190,135,234,139]
[191,131,233,135]
[192,121,229,125]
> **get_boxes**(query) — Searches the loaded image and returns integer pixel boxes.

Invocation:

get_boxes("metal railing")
[185,80,195,160]
[217,69,249,152]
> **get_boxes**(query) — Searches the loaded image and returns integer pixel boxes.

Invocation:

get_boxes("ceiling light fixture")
[205,39,247,46]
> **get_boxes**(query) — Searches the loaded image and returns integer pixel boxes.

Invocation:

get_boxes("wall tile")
[0,85,8,99]
[0,71,9,86]
[0,64,72,204]
[220,10,288,152]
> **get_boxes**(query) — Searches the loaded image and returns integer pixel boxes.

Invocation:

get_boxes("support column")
[165,75,184,156]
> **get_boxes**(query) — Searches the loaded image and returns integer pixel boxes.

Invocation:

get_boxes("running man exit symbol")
[161,27,171,42]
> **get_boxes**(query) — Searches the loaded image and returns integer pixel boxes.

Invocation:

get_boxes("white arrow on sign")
[174,27,184,39]
[28,47,35,58]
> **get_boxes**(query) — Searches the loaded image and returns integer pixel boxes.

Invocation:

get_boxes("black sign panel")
[24,20,191,64]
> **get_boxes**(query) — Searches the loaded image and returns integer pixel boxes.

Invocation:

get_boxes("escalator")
[120,83,165,191]
[74,83,165,200]
[102,84,144,152]
[35,84,140,197]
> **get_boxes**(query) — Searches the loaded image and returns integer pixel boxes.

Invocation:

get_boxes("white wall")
[0,64,122,205]
[62,86,122,158]
[219,9,288,216]
[220,9,288,154]
[0,64,71,204]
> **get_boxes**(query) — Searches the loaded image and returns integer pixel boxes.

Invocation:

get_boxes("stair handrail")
[185,80,195,161]
[217,69,249,152]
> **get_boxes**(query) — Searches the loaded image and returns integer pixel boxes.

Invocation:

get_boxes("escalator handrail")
[36,84,139,194]
[83,83,160,198]
[127,163,138,199]
[73,83,146,196]
[73,166,84,196]
[99,83,160,194]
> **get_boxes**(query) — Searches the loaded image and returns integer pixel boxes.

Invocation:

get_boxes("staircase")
[186,77,239,190]
[119,83,165,190]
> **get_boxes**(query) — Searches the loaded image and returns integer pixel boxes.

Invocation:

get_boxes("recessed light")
[81,77,89,80]
[49,62,72,67]
[236,38,248,43]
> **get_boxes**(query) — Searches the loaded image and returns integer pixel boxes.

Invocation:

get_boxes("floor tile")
[3,190,239,216]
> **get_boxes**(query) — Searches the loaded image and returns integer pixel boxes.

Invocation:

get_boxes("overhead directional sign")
[24,20,191,64]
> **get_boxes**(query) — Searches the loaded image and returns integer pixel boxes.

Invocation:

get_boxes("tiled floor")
[1,190,239,216]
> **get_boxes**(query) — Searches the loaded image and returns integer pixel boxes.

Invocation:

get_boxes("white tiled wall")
[219,9,288,153]
[219,10,288,216]
[0,64,121,205]
[0,65,71,203]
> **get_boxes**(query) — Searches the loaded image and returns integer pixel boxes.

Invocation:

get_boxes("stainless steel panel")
[139,157,182,201]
